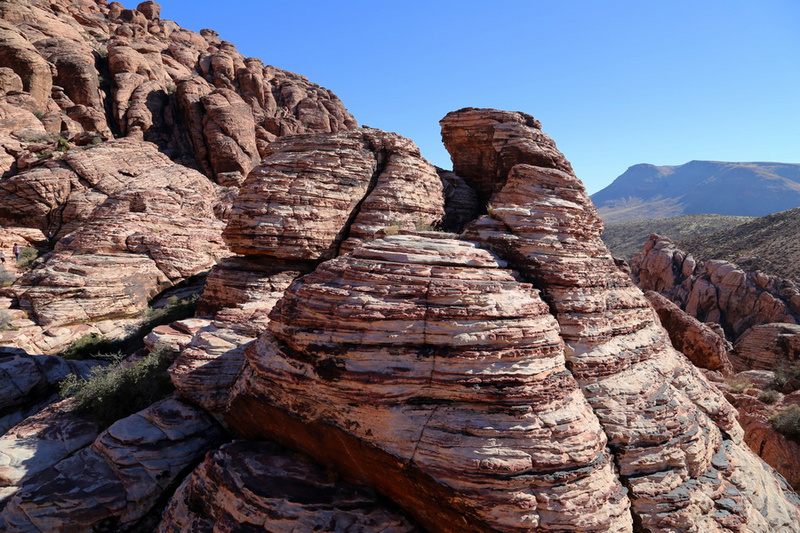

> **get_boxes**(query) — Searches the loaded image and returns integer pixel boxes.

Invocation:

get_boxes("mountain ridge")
[592,160,800,222]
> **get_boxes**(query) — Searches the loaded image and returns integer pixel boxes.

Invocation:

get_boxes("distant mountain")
[601,213,753,259]
[677,207,800,281]
[592,161,800,222]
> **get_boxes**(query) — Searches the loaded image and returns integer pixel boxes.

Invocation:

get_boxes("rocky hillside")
[0,2,799,533]
[678,207,800,282]
[602,213,752,259]
[592,160,800,222]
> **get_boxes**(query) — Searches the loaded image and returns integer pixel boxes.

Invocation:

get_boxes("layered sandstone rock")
[0,349,102,429]
[0,396,224,531]
[731,323,800,373]
[227,235,632,533]
[631,235,800,339]
[158,440,420,532]
[0,400,100,505]
[0,139,228,328]
[645,290,734,374]
[444,108,800,531]
[223,129,445,260]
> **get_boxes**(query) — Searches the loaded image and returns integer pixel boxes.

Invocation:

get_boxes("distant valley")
[592,160,800,223]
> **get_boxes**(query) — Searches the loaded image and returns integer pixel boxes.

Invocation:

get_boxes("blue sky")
[157,1,799,194]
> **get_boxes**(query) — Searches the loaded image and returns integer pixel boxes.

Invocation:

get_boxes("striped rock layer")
[222,109,800,533]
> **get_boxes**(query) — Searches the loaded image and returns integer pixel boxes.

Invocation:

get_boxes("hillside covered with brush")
[602,213,752,259]
[677,207,800,281]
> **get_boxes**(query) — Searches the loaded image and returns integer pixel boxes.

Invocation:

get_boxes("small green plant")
[382,225,400,236]
[60,294,199,359]
[58,345,176,427]
[16,246,39,269]
[33,110,44,119]
[769,404,800,439]
[36,150,54,160]
[56,136,69,152]
[165,83,177,95]
[414,220,436,232]
[726,377,751,393]
[757,389,781,404]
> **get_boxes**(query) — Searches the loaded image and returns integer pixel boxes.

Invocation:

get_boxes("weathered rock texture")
[731,323,800,373]
[446,108,800,531]
[158,440,420,532]
[223,129,445,260]
[631,235,800,340]
[644,290,734,374]
[2,138,228,328]
[227,235,632,532]
[0,349,103,433]
[0,396,223,531]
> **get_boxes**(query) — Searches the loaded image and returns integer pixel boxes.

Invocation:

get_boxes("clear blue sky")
[156,0,799,194]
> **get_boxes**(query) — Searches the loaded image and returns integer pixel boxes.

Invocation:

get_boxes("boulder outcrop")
[644,290,734,374]
[631,235,800,339]
[731,323,800,373]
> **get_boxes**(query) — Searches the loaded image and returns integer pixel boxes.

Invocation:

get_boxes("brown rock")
[731,322,800,373]
[645,290,734,374]
[200,88,259,186]
[34,36,102,109]
[0,25,52,110]
[440,107,572,203]
[446,108,800,531]
[159,440,420,532]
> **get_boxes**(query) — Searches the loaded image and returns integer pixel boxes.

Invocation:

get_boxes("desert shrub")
[59,345,176,427]
[33,110,44,119]
[726,377,751,393]
[769,404,800,439]
[0,267,15,286]
[771,361,800,392]
[60,333,117,360]
[0,309,13,331]
[16,246,39,269]
[757,389,782,404]
[60,294,199,359]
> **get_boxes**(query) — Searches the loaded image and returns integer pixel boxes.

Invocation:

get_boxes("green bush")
[769,404,800,439]
[757,389,782,404]
[59,345,176,427]
[60,294,199,359]
[772,361,800,392]
[60,333,117,360]
[16,246,39,269]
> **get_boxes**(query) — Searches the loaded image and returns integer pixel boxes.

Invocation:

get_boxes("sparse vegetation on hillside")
[677,207,800,281]
[601,214,752,259]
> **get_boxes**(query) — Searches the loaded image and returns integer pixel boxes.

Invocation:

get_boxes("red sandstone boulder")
[731,322,800,373]
[645,290,734,374]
